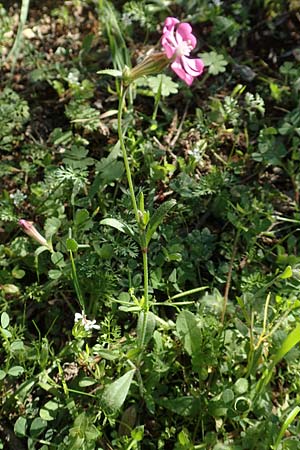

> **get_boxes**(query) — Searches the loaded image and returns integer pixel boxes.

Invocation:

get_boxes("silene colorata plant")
[20,16,205,345]
[8,6,300,450]
[6,1,300,448]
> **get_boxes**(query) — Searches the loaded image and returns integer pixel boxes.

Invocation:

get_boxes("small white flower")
[74,311,100,331]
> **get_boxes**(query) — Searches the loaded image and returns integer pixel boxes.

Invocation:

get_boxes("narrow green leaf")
[102,369,135,412]
[273,406,300,450]
[176,310,202,357]
[97,69,122,77]
[137,311,156,347]
[14,378,36,402]
[146,199,176,246]
[78,377,97,387]
[96,349,119,360]
[100,218,134,237]
[273,323,300,366]
[256,323,300,398]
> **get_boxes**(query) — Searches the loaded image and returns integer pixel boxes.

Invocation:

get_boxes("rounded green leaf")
[12,267,25,279]
[51,251,65,267]
[8,365,24,377]
[222,389,234,404]
[14,416,27,437]
[10,340,25,352]
[48,269,62,280]
[234,378,249,395]
[1,311,9,329]
[281,265,293,279]
[30,417,47,437]
[66,238,79,252]
[2,284,20,295]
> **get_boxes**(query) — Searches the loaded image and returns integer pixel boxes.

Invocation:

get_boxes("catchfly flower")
[161,17,204,86]
[121,17,204,86]
[74,311,100,331]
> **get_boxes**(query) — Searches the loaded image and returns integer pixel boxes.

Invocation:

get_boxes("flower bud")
[19,219,51,250]
[122,52,170,85]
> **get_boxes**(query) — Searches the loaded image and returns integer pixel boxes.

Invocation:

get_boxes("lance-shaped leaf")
[102,369,135,412]
[176,310,203,373]
[137,311,156,347]
[146,199,176,246]
[100,218,135,238]
[255,323,300,399]
[97,69,123,77]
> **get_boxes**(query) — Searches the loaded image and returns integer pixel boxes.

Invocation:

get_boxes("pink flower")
[161,17,204,86]
[19,219,51,250]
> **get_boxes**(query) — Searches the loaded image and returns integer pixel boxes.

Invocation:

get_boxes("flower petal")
[181,56,204,77]
[163,17,179,33]
[161,17,205,85]
[175,23,196,48]
[171,59,194,85]
[74,312,83,322]
[161,35,176,58]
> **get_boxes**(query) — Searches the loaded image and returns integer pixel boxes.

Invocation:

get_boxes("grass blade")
[255,323,300,399]
[272,406,300,450]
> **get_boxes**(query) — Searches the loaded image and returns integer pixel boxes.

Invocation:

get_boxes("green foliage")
[102,369,136,412]
[0,88,30,151]
[200,51,228,75]
[138,74,179,96]
[1,0,300,449]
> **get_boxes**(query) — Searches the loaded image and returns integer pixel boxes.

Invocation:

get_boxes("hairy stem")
[117,84,139,224]
[117,83,150,349]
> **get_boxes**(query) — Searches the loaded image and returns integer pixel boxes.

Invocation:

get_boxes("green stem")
[69,249,85,311]
[138,248,150,352]
[118,84,139,224]
[117,82,150,350]
[142,249,149,311]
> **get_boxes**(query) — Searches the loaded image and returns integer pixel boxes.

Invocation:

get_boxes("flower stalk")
[112,16,205,351]
[117,82,150,349]
[117,84,139,224]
